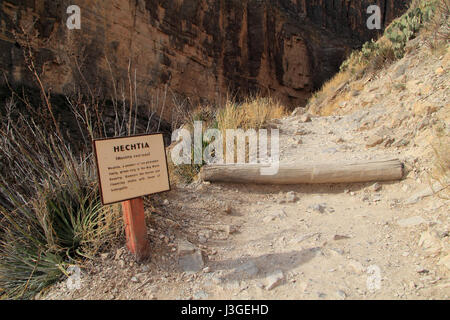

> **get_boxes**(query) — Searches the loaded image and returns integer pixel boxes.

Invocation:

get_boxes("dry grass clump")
[169,95,287,183]
[216,96,286,132]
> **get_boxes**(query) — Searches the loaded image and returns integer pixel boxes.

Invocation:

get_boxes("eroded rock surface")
[0,0,408,113]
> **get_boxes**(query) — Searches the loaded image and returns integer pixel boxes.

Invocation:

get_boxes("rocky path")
[43,105,450,300]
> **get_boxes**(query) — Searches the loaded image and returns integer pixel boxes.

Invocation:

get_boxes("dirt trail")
[43,103,449,300]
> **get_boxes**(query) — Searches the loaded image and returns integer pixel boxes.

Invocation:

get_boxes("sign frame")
[93,133,171,205]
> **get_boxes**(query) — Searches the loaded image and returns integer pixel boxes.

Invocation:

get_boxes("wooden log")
[200,159,404,184]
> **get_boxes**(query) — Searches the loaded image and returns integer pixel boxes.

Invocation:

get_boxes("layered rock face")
[0,0,408,115]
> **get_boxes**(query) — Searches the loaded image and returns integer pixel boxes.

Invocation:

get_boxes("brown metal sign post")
[93,133,171,261]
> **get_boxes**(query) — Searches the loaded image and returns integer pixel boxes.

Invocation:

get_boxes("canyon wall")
[0,0,409,117]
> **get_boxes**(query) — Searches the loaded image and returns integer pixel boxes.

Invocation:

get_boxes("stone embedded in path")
[177,240,205,273]
[404,183,444,205]
[178,250,205,273]
[286,191,299,203]
[177,240,197,256]
[264,270,285,291]
[223,202,233,215]
[418,231,442,254]
[397,216,427,227]
[308,203,334,214]
[371,183,382,192]
[292,107,306,116]
[291,233,317,244]
[366,134,384,147]
[347,260,365,274]
[333,234,351,241]
[299,113,312,123]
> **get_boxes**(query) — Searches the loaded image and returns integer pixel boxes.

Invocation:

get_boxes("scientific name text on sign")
[94,134,170,205]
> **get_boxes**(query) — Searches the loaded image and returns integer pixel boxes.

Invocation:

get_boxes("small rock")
[286,191,299,203]
[404,183,444,205]
[348,260,365,274]
[291,233,317,244]
[131,276,140,283]
[296,129,311,136]
[265,270,284,291]
[334,234,351,241]
[163,199,170,205]
[366,135,384,148]
[263,215,275,223]
[177,240,197,256]
[292,107,306,116]
[397,216,427,227]
[203,267,212,273]
[198,235,208,244]
[309,203,326,214]
[317,292,327,299]
[224,225,238,235]
[299,113,312,123]
[371,183,382,192]
[223,202,232,215]
[141,265,150,273]
[179,250,205,273]
[337,290,347,299]
[418,231,442,254]
[435,67,444,75]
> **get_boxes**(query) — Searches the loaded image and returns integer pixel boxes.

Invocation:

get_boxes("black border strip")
[93,133,172,206]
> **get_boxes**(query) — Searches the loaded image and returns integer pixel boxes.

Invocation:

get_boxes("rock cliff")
[0,0,409,115]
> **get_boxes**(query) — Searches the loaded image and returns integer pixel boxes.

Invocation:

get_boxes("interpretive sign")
[93,133,170,205]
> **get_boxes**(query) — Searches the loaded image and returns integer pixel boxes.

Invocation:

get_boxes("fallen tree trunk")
[200,159,404,184]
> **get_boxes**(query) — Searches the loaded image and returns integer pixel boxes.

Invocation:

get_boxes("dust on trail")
[43,104,449,300]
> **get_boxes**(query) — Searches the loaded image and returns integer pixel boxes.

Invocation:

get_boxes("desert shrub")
[0,100,121,299]
[385,0,437,58]
[169,95,286,183]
